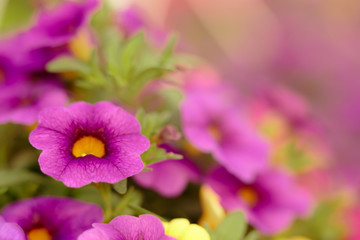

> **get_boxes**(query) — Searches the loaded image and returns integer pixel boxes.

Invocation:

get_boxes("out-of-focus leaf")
[213,211,247,240]
[136,109,172,139]
[46,56,91,74]
[0,169,44,187]
[113,179,127,195]
[244,231,259,240]
[120,33,144,81]
[159,35,177,66]
[127,67,169,97]
[0,186,8,195]
[0,0,34,33]
[141,143,183,165]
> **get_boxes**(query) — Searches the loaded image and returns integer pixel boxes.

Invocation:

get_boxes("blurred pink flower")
[181,86,269,182]
[207,166,312,235]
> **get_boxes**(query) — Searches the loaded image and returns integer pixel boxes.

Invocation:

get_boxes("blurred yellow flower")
[69,29,93,62]
[198,185,225,229]
[163,218,210,240]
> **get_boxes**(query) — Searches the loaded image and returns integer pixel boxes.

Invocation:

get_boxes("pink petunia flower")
[206,166,312,235]
[29,101,150,187]
[78,214,175,240]
[181,87,269,183]
[1,196,103,240]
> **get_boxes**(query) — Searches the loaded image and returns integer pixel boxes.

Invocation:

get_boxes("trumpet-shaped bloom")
[134,145,200,198]
[2,0,98,71]
[181,88,269,182]
[0,80,67,125]
[1,197,103,240]
[0,217,25,240]
[78,214,175,240]
[163,218,210,240]
[115,5,167,47]
[29,101,150,187]
[206,167,311,235]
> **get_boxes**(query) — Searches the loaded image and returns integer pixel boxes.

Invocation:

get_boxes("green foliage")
[136,109,183,165]
[208,211,259,240]
[141,143,183,166]
[0,0,34,33]
[46,30,177,105]
[47,56,91,75]
[136,109,172,139]
[0,169,45,187]
[113,179,128,195]
[277,197,346,240]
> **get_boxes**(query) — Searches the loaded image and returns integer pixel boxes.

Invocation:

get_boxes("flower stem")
[95,183,112,222]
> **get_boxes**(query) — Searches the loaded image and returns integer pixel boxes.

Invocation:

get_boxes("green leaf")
[0,0,34,34]
[141,144,183,165]
[0,169,45,187]
[136,109,172,138]
[244,231,259,240]
[213,211,247,240]
[120,32,144,81]
[127,67,169,97]
[113,179,127,195]
[159,35,177,66]
[0,186,8,195]
[46,56,90,74]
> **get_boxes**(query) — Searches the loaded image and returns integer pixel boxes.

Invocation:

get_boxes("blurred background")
[112,0,358,190]
[0,0,359,238]
[1,0,359,200]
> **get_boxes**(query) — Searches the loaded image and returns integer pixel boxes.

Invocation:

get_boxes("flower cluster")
[0,1,357,240]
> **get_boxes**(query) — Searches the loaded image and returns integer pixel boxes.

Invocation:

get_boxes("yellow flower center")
[28,228,52,240]
[72,136,105,158]
[68,29,92,62]
[238,186,258,207]
[183,142,202,157]
[208,124,222,141]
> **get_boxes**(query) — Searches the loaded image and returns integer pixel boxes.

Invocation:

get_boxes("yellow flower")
[198,185,225,229]
[68,29,93,62]
[276,237,311,240]
[163,218,210,240]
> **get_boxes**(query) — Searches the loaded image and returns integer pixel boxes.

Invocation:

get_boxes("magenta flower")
[1,196,103,240]
[29,101,150,187]
[134,145,200,198]
[0,80,68,125]
[78,214,175,240]
[0,217,25,240]
[181,88,269,182]
[206,166,311,234]
[2,0,98,71]
[115,5,168,47]
[0,52,26,87]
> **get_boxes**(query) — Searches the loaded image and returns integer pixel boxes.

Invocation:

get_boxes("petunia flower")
[0,217,26,240]
[1,196,103,240]
[29,101,150,187]
[78,214,175,240]
[115,5,168,47]
[0,80,68,125]
[0,52,26,87]
[134,145,200,198]
[163,218,210,240]
[181,87,269,182]
[2,0,98,71]
[206,166,312,235]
